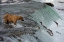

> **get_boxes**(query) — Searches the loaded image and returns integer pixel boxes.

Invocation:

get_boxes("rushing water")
[0,1,62,42]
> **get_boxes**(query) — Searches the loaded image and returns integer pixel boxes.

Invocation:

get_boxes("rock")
[43,3,54,7]
[56,31,61,34]
[3,24,14,29]
[0,36,4,41]
[47,29,53,36]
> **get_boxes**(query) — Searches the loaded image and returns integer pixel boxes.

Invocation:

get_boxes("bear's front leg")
[13,20,17,25]
[14,22,16,25]
[13,20,17,27]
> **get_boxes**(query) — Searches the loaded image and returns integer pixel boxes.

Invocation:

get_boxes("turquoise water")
[29,5,61,30]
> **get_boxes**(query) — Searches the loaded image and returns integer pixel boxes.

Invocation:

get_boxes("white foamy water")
[15,24,23,28]
[11,23,23,28]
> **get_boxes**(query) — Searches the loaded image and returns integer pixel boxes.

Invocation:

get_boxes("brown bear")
[3,14,24,25]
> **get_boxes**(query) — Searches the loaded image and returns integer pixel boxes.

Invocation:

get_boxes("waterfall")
[0,0,63,42]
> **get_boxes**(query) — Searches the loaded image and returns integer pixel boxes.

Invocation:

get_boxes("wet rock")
[40,22,53,36]
[23,0,31,2]
[12,32,24,36]
[0,36,4,41]
[36,26,40,29]
[6,40,11,42]
[9,34,17,38]
[47,29,53,36]
[3,24,14,29]
[44,3,54,7]
[58,1,64,3]
[57,8,64,11]
[56,31,61,34]
[40,22,47,29]
[18,39,22,42]
[0,31,7,35]
[21,20,38,28]
[54,21,58,27]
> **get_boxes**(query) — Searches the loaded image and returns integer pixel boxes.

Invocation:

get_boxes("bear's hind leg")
[4,19,9,24]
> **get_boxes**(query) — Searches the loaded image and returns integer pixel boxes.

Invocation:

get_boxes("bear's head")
[17,16,24,21]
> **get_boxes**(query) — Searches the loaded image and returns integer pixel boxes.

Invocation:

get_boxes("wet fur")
[3,14,24,25]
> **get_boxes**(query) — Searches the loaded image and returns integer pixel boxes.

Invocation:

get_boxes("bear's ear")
[18,15,22,19]
[18,15,22,18]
